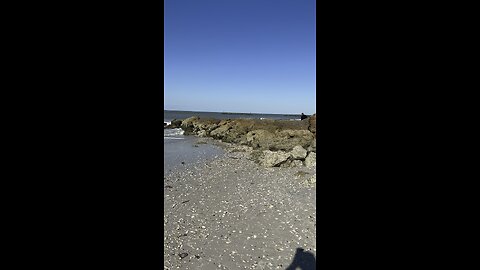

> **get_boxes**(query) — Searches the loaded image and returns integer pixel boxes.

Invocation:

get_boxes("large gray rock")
[305,152,316,168]
[260,150,291,167]
[291,145,307,159]
[307,139,316,152]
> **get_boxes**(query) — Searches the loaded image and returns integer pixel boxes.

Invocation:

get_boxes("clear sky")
[164,0,316,115]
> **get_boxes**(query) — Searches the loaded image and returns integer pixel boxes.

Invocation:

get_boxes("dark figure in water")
[285,248,316,270]
[300,113,308,120]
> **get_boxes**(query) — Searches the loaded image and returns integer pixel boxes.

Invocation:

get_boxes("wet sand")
[164,140,316,269]
[164,136,224,172]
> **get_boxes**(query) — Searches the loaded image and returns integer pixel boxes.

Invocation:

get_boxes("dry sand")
[164,139,316,269]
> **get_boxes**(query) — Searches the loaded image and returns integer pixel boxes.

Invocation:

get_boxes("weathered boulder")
[245,129,314,152]
[222,129,248,144]
[307,139,316,153]
[181,116,199,127]
[305,152,316,168]
[210,120,234,139]
[274,130,315,151]
[259,150,291,167]
[192,118,221,132]
[246,129,275,149]
[170,119,182,128]
[308,114,316,136]
[291,145,307,160]
[181,116,200,135]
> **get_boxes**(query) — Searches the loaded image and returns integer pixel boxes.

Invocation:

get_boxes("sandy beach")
[164,139,316,269]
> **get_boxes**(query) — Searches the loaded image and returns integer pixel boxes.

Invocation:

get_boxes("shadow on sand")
[285,248,316,270]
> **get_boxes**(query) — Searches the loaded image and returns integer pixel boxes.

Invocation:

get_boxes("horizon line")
[164,109,315,115]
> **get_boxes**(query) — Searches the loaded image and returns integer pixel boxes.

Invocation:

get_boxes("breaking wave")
[164,128,184,141]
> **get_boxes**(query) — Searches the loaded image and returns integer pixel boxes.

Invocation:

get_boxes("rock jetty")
[166,115,317,168]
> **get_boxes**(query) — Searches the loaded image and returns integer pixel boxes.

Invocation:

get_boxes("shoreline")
[164,135,225,172]
[166,114,317,168]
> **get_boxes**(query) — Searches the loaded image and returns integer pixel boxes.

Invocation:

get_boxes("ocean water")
[163,110,302,173]
[164,110,301,123]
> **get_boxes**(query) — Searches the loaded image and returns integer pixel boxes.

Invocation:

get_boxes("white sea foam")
[164,128,184,138]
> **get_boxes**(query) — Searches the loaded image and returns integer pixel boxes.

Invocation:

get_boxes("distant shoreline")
[164,109,303,116]
[220,112,299,116]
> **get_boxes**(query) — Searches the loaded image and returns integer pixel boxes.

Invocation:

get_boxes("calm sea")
[164,110,300,123]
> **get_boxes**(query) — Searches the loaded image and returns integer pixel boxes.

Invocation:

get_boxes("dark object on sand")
[285,248,316,270]
[300,113,308,120]
[178,253,188,259]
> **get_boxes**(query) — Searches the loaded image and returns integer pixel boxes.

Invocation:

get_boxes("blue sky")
[164,0,316,115]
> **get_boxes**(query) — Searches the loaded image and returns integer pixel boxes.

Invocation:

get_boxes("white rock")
[290,145,307,159]
[305,152,316,168]
[260,150,291,167]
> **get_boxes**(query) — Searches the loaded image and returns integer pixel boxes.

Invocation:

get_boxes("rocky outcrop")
[175,115,317,168]
[180,116,200,134]
[308,114,316,136]
[164,119,182,129]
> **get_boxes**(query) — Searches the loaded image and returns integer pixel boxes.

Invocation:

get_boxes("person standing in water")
[300,113,308,120]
